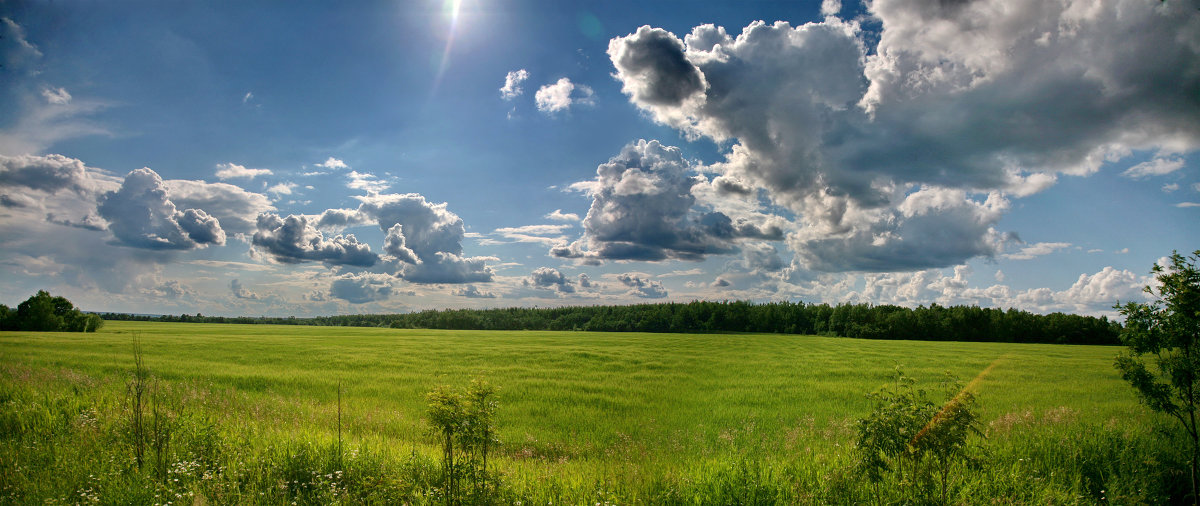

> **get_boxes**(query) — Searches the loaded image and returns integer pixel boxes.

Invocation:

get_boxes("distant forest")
[101,300,1121,345]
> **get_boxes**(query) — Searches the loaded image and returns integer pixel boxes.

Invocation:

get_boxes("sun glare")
[431,0,468,94]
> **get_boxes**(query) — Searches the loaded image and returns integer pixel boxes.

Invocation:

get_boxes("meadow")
[0,321,1184,504]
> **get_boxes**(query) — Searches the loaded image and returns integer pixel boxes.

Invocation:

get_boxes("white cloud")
[545,209,580,222]
[1122,157,1186,179]
[347,170,389,193]
[1177,202,1200,208]
[820,0,841,17]
[215,162,273,180]
[661,268,704,277]
[500,69,530,100]
[329,272,392,303]
[164,179,275,235]
[2,17,42,69]
[607,1,1200,273]
[0,94,110,155]
[356,193,494,284]
[316,157,348,170]
[491,224,571,246]
[230,279,259,299]
[535,77,595,114]
[1049,267,1147,314]
[41,86,71,105]
[526,267,575,294]
[267,182,298,195]
[99,168,226,250]
[553,140,783,263]
[788,187,1011,272]
[0,153,105,195]
[252,213,377,267]
[1003,242,1072,261]
[454,285,497,298]
[616,273,668,299]
[1163,183,1180,193]
[242,92,253,104]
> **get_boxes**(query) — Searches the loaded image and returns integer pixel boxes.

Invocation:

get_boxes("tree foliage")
[1115,249,1200,503]
[426,379,500,505]
[103,300,1121,345]
[855,369,983,503]
[0,290,103,332]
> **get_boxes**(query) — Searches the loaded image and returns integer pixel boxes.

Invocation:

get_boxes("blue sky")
[1,0,1197,317]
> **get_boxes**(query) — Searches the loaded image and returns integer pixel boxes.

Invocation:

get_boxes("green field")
[0,322,1182,504]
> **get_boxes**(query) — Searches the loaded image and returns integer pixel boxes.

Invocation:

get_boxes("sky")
[1,0,1197,318]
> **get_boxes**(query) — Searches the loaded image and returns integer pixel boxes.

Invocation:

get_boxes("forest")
[101,300,1121,346]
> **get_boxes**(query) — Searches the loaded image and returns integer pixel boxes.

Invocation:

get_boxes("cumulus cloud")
[527,267,575,294]
[500,69,530,100]
[454,285,497,298]
[98,168,226,250]
[382,223,421,264]
[230,279,259,299]
[617,273,668,298]
[315,208,370,230]
[316,157,348,170]
[215,162,273,180]
[1050,266,1147,313]
[267,182,298,195]
[357,193,494,284]
[820,0,841,17]
[789,187,1011,272]
[607,1,1200,272]
[577,273,601,291]
[150,279,193,299]
[329,273,392,303]
[0,153,98,195]
[252,213,377,266]
[164,179,274,235]
[609,26,707,111]
[741,242,785,274]
[535,77,595,113]
[554,139,782,263]
[852,263,1151,316]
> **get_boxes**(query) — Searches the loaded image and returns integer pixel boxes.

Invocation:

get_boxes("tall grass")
[0,321,1186,503]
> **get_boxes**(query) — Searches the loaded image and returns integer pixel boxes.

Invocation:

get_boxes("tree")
[427,385,465,504]
[426,379,501,505]
[2,290,102,332]
[1115,250,1200,504]
[911,376,983,504]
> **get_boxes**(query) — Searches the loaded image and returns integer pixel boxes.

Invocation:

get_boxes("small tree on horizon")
[1116,249,1200,505]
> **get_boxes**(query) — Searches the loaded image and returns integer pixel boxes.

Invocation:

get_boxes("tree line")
[0,290,104,332]
[101,300,1121,345]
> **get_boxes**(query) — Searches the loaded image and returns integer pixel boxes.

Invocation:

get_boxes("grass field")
[0,321,1183,504]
